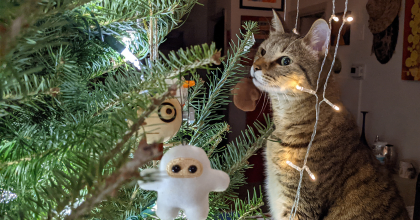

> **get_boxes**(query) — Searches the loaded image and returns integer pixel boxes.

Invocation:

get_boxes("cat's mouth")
[250,69,266,88]
[251,68,292,94]
[251,77,264,87]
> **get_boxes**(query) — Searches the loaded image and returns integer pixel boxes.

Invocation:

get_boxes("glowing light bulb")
[286,161,316,180]
[332,16,339,22]
[295,85,316,95]
[308,172,316,180]
[324,99,340,111]
[121,48,141,70]
[304,166,316,180]
[346,16,353,22]
[286,160,300,170]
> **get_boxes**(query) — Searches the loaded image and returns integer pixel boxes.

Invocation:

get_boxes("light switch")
[351,64,365,79]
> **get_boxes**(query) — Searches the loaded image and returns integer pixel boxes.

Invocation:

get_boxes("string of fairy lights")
[285,0,349,219]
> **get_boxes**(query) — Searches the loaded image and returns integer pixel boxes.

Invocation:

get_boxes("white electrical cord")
[288,0,348,219]
[293,0,300,34]
[284,0,287,21]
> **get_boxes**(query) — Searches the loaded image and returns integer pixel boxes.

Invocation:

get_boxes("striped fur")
[252,11,409,220]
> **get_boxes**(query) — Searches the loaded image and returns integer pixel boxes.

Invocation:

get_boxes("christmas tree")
[0,0,273,219]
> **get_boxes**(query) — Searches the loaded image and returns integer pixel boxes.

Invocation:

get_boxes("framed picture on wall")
[240,0,284,11]
[402,0,420,81]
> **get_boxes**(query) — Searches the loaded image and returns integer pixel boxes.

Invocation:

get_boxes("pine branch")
[0,0,93,60]
[233,188,265,220]
[91,43,221,117]
[206,123,230,157]
[65,141,161,220]
[1,74,58,102]
[103,85,177,164]
[189,22,258,144]
[209,116,274,206]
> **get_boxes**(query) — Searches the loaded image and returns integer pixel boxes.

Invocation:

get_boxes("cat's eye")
[276,56,292,66]
[261,49,266,56]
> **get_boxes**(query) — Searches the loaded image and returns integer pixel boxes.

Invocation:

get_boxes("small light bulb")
[122,37,131,44]
[295,85,316,95]
[287,162,316,180]
[121,48,141,70]
[332,16,339,22]
[286,161,301,171]
[303,166,316,180]
[292,28,299,35]
[324,99,340,111]
[346,16,353,22]
[309,173,316,180]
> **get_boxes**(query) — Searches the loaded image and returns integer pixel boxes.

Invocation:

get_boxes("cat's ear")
[271,9,285,34]
[303,19,330,53]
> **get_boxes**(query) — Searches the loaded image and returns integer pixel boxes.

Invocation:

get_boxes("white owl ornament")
[142,98,182,144]
[139,145,230,220]
[130,98,182,159]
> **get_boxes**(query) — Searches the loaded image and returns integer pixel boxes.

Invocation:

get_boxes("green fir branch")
[209,115,274,209]
[189,21,258,145]
[223,187,266,220]
[0,0,94,60]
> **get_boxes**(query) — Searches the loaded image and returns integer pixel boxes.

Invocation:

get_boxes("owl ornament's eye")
[138,98,182,144]
[158,103,177,123]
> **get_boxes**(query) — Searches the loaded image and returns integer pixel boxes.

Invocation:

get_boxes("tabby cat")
[251,11,410,220]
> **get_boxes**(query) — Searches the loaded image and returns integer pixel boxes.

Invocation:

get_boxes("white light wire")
[288,0,348,219]
[293,0,300,33]
[284,0,287,21]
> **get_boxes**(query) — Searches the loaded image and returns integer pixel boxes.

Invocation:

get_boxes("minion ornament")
[139,145,230,220]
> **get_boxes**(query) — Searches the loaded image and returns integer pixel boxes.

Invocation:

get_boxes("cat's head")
[251,10,331,97]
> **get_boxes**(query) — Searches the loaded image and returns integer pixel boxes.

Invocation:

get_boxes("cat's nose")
[254,65,261,71]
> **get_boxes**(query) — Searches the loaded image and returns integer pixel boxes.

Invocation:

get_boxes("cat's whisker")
[285,93,291,102]
[275,94,282,101]
[254,87,265,108]
[256,92,269,119]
